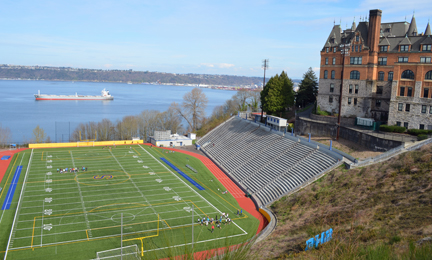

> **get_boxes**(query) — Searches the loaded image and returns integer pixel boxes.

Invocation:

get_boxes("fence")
[29,140,143,149]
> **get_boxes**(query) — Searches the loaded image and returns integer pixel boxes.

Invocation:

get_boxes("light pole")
[260,59,269,122]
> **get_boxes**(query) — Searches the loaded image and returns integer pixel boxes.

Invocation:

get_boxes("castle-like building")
[317,9,432,130]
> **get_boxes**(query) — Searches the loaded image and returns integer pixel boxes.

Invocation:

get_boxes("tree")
[248,90,261,112]
[296,67,319,107]
[261,73,285,115]
[234,90,250,111]
[32,125,46,143]
[280,71,295,109]
[0,124,12,145]
[172,88,208,132]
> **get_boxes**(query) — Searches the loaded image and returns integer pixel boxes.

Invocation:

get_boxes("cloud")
[218,63,234,68]
[104,64,113,68]
[199,63,235,68]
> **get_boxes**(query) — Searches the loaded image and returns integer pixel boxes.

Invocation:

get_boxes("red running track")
[143,144,268,235]
[0,149,28,184]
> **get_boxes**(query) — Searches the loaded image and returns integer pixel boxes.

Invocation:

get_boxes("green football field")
[0,145,259,259]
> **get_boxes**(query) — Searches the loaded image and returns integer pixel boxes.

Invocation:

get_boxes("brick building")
[317,9,432,130]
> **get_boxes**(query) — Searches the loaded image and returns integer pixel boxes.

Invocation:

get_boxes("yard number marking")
[43,224,53,231]
[46,179,52,183]
[155,179,162,183]
[44,198,52,203]
[44,209,53,215]
[45,188,52,192]
[183,207,192,212]
[163,187,171,191]
[46,172,52,176]
[173,196,181,201]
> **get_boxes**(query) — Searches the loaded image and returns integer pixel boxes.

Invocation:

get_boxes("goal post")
[96,244,140,260]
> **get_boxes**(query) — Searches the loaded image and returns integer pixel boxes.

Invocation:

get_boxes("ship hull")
[34,95,114,100]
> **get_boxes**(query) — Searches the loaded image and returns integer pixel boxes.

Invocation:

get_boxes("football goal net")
[96,244,140,260]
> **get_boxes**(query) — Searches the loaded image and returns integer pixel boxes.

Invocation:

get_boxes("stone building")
[317,9,432,130]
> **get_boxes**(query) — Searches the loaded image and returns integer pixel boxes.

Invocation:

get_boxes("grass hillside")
[253,144,432,259]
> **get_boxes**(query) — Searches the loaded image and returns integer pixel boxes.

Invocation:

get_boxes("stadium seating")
[197,117,340,206]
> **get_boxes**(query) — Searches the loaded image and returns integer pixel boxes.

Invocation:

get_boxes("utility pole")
[337,44,350,140]
[260,59,269,123]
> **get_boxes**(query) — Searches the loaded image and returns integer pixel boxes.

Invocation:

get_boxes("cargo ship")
[34,89,114,100]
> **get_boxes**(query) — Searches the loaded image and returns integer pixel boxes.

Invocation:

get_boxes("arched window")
[350,70,360,80]
[425,71,432,80]
[401,70,414,80]
[324,70,328,79]
[331,70,335,79]
[388,71,393,81]
[378,71,385,81]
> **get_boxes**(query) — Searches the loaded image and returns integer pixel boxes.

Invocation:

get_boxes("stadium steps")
[212,125,261,159]
[197,116,235,146]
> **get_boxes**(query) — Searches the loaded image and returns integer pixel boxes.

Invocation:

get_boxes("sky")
[1,0,432,79]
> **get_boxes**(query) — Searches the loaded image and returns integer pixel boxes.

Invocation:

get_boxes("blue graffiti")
[305,228,333,250]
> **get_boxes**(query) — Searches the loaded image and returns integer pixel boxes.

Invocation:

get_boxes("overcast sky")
[1,0,431,78]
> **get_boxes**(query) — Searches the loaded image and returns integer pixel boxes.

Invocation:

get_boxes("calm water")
[0,80,234,142]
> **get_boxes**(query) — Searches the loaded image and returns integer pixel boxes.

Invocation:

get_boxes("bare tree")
[248,90,261,112]
[97,119,114,141]
[32,125,46,143]
[172,88,208,132]
[234,90,250,111]
[0,124,12,145]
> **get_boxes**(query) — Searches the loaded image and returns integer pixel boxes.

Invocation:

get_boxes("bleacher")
[197,116,341,206]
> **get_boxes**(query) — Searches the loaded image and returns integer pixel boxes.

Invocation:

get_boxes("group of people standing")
[57,166,87,173]
[198,211,243,233]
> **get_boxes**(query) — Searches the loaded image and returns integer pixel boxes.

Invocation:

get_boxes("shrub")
[407,129,432,136]
[379,125,406,133]
[316,106,332,116]
[418,134,428,141]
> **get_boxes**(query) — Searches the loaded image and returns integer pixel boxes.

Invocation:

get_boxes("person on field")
[211,225,214,233]
[217,223,221,229]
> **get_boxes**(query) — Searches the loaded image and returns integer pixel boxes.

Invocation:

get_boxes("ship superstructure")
[34,89,114,100]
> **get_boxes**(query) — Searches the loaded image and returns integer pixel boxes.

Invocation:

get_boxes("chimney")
[368,9,382,54]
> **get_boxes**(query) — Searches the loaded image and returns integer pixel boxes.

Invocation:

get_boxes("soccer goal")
[96,244,140,260]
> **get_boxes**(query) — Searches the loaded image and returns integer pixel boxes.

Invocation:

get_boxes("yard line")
[70,151,92,237]
[108,149,160,218]
[4,149,33,260]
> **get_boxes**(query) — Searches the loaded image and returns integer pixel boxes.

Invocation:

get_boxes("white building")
[266,115,288,131]
[149,130,193,147]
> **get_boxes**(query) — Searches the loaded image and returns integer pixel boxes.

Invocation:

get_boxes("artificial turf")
[0,145,259,259]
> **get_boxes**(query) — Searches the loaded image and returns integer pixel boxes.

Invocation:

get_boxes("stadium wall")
[28,140,144,148]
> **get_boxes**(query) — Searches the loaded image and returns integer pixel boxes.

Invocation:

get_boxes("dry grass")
[253,144,432,259]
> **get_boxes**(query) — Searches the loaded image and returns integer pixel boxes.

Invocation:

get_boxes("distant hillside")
[254,144,432,259]
[0,65,266,86]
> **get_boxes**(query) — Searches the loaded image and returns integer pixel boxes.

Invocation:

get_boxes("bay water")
[0,80,235,143]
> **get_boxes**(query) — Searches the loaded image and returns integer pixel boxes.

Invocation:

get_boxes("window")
[349,84,353,93]
[359,45,362,52]
[354,98,357,105]
[350,70,360,79]
[326,47,329,53]
[420,57,431,63]
[407,87,413,97]
[396,121,401,126]
[377,86,383,94]
[348,97,352,104]
[398,103,403,111]
[398,57,409,63]
[330,83,334,93]
[331,70,335,79]
[380,46,388,52]
[420,124,425,130]
[422,105,427,113]
[333,47,337,53]
[329,96,333,103]
[400,87,405,96]
[376,99,381,107]
[378,71,385,81]
[350,57,362,65]
[424,88,429,98]
[404,122,409,128]
[355,85,359,94]
[426,71,432,80]
[352,45,354,52]
[378,57,387,65]
[325,58,328,65]
[400,45,409,52]
[422,44,431,51]
[405,104,410,112]
[430,106,432,114]
[388,71,393,81]
[332,57,336,65]
[356,35,359,42]
[355,45,358,52]
[324,70,328,79]
[401,70,414,79]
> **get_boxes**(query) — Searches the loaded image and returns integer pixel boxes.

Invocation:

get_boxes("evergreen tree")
[296,67,319,107]
[261,74,283,115]
[280,71,295,109]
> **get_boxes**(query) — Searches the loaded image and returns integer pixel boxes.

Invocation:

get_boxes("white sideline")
[4,149,33,260]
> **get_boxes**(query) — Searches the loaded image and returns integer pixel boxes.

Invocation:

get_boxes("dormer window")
[356,35,359,42]
[422,45,431,51]
[330,38,335,43]
[380,46,388,52]
[385,28,391,33]
[400,45,409,52]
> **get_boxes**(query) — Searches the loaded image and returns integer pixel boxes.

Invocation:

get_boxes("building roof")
[399,36,412,45]
[425,22,431,36]
[406,15,418,36]
[378,37,390,46]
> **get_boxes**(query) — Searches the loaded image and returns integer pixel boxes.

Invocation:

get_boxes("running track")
[0,149,27,184]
